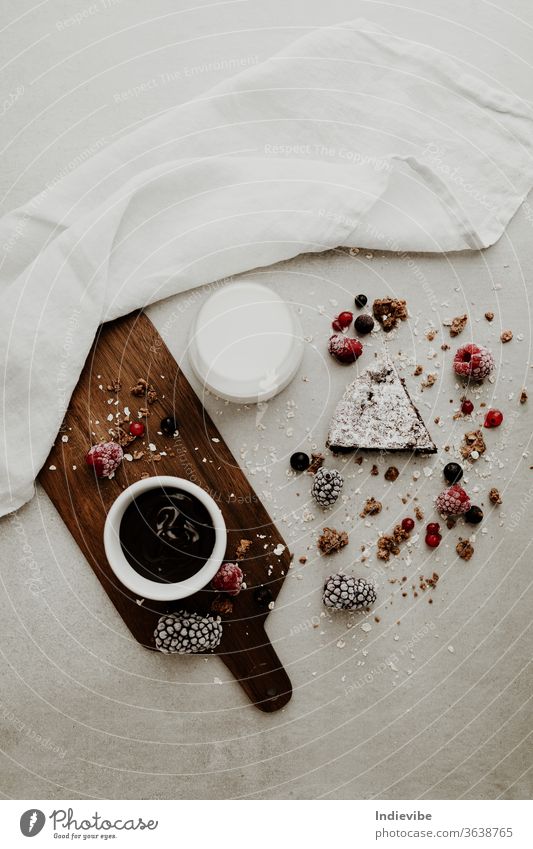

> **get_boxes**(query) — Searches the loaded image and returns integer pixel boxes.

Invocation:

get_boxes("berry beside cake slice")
[327,355,437,454]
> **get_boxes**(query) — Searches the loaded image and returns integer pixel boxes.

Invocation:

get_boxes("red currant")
[401,517,415,532]
[426,522,440,535]
[425,533,442,548]
[129,421,145,437]
[461,399,474,415]
[332,311,353,332]
[484,409,503,428]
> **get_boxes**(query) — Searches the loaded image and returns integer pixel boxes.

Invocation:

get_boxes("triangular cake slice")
[327,355,437,454]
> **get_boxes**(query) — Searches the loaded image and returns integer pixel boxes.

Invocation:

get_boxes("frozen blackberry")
[323,574,376,611]
[154,611,222,653]
[311,467,344,506]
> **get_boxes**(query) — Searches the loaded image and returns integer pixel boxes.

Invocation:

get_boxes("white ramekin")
[103,476,227,601]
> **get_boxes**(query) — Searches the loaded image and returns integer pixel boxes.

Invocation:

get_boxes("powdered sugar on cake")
[327,355,436,453]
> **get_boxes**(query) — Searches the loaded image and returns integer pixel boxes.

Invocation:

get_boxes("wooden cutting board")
[38,312,293,712]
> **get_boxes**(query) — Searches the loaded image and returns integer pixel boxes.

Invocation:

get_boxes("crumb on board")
[489,487,502,505]
[235,539,252,560]
[500,329,513,343]
[211,597,234,615]
[485,311,494,322]
[384,466,399,482]
[413,365,424,376]
[520,389,528,404]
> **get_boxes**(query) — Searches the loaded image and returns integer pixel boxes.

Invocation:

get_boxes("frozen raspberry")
[484,409,503,428]
[328,334,363,364]
[129,421,145,437]
[332,311,353,332]
[85,442,123,478]
[212,563,243,596]
[453,344,494,380]
[435,485,471,517]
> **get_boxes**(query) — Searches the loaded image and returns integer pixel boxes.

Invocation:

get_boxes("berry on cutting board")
[129,421,145,437]
[435,485,471,517]
[254,586,273,607]
[484,409,503,428]
[290,451,310,472]
[212,563,244,596]
[453,343,495,380]
[354,314,375,335]
[332,311,353,332]
[461,399,474,415]
[443,462,463,484]
[85,442,123,478]
[401,517,415,532]
[426,522,440,535]
[160,415,179,436]
[328,334,363,364]
[354,294,368,308]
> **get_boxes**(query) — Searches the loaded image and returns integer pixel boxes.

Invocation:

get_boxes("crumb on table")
[456,538,474,561]
[360,497,382,518]
[489,487,502,505]
[317,527,349,555]
[449,314,468,337]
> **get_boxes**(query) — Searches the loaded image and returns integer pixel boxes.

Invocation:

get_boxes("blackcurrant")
[354,293,368,308]
[290,452,310,472]
[465,505,483,524]
[443,462,463,484]
[160,415,179,436]
[254,586,273,606]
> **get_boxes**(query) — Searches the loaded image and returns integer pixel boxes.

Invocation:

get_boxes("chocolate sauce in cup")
[104,477,226,602]
[120,487,216,584]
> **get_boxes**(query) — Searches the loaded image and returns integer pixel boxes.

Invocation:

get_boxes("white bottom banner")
[2,799,531,848]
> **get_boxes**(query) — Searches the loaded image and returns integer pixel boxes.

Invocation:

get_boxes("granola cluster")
[460,429,486,461]
[372,297,408,332]
[317,527,349,555]
[360,497,382,518]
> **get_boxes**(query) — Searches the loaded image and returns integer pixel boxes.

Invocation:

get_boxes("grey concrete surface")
[0,0,531,799]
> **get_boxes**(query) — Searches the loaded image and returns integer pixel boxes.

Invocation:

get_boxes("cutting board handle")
[220,624,292,713]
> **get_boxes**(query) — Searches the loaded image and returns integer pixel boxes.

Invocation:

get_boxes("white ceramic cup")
[104,476,227,602]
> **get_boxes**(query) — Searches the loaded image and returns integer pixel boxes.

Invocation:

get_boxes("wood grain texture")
[38,312,292,712]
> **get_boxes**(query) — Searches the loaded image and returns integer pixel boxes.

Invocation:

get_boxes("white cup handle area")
[104,476,227,601]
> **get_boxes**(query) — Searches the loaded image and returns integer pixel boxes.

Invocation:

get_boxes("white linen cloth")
[1,19,533,517]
